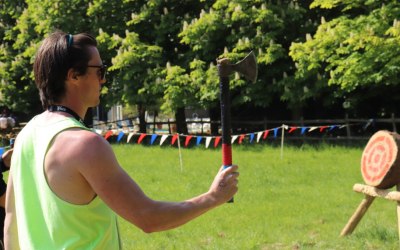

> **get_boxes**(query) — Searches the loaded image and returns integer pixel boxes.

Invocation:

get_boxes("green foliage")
[291,1,400,112]
[179,0,326,112]
[88,0,210,115]
[97,30,163,108]
[1,0,400,120]
[0,0,93,114]
[161,64,191,113]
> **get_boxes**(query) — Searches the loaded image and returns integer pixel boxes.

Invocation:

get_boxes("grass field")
[113,144,399,250]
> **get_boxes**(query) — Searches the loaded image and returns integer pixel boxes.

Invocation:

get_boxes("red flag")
[138,134,146,144]
[238,134,245,144]
[289,127,297,133]
[214,136,221,147]
[171,134,179,145]
[104,130,113,140]
[263,130,270,139]
[319,126,328,132]
[185,135,193,147]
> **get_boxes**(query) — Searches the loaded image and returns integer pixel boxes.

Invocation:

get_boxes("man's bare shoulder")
[52,129,114,165]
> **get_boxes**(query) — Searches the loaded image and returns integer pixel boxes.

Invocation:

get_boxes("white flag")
[160,135,169,145]
[257,132,263,143]
[127,133,134,143]
[231,135,238,144]
[308,127,318,132]
[205,137,212,148]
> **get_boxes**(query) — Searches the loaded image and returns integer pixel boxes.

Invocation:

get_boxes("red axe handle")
[219,75,234,203]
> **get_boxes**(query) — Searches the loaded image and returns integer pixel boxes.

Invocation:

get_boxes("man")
[4,32,239,249]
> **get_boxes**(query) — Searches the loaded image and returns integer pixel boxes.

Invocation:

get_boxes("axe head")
[217,51,258,83]
[231,51,258,83]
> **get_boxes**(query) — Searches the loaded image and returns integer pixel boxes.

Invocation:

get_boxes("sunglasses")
[87,64,107,80]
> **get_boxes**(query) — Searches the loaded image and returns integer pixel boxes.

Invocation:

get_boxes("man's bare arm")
[70,131,238,233]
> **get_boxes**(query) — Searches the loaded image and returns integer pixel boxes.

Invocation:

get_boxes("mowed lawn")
[113,144,399,250]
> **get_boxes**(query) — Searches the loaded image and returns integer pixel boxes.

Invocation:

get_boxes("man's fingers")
[225,172,239,184]
[221,165,238,177]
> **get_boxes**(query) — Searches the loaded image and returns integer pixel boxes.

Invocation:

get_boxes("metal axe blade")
[231,51,258,83]
[217,51,258,83]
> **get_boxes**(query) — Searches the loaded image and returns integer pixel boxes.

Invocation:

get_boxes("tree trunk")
[291,104,303,120]
[138,104,146,133]
[209,105,220,136]
[175,107,188,134]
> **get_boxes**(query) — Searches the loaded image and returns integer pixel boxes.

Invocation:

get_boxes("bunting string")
[98,123,361,149]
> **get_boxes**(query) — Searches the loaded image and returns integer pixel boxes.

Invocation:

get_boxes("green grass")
[113,144,399,249]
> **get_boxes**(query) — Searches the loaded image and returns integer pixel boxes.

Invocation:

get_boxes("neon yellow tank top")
[11,116,120,249]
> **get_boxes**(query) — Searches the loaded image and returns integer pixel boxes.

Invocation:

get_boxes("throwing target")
[361,130,400,189]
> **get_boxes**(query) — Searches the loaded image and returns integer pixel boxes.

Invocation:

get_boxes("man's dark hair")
[33,31,97,109]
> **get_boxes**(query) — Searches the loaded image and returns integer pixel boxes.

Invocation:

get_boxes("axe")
[217,51,258,203]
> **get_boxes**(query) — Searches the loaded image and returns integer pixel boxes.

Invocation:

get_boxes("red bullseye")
[361,131,400,189]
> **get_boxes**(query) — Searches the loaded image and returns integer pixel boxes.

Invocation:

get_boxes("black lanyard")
[48,105,87,127]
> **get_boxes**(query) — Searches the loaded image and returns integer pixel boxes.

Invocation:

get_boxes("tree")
[0,0,92,118]
[290,0,400,116]
[88,0,212,133]
[179,0,332,121]
[96,29,163,133]
[0,0,34,117]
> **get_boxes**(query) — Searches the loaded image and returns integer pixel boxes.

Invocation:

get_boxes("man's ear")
[67,68,79,80]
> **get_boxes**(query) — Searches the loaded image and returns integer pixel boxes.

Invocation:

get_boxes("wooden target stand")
[341,131,400,237]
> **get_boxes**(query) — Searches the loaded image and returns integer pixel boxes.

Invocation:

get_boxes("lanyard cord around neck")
[48,105,87,127]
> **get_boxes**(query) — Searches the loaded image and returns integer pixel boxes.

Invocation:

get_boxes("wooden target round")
[361,130,400,189]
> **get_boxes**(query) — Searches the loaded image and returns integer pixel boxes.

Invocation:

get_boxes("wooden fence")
[94,113,400,143]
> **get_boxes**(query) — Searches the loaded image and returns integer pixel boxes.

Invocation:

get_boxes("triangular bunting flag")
[232,135,238,144]
[239,134,245,144]
[288,127,297,133]
[196,136,203,146]
[249,133,255,143]
[171,134,179,145]
[127,133,134,143]
[104,130,113,140]
[257,132,263,143]
[273,128,279,137]
[160,135,169,145]
[300,127,308,135]
[319,126,328,132]
[214,136,221,147]
[138,134,146,144]
[185,135,193,147]
[263,130,270,139]
[329,125,337,131]
[150,134,158,145]
[308,126,318,132]
[117,131,125,142]
[205,137,212,148]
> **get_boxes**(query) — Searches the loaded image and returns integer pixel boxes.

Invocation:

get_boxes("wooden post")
[201,118,204,134]
[392,113,397,133]
[263,116,267,130]
[153,115,156,134]
[345,113,351,139]
[340,195,375,236]
[341,183,400,237]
